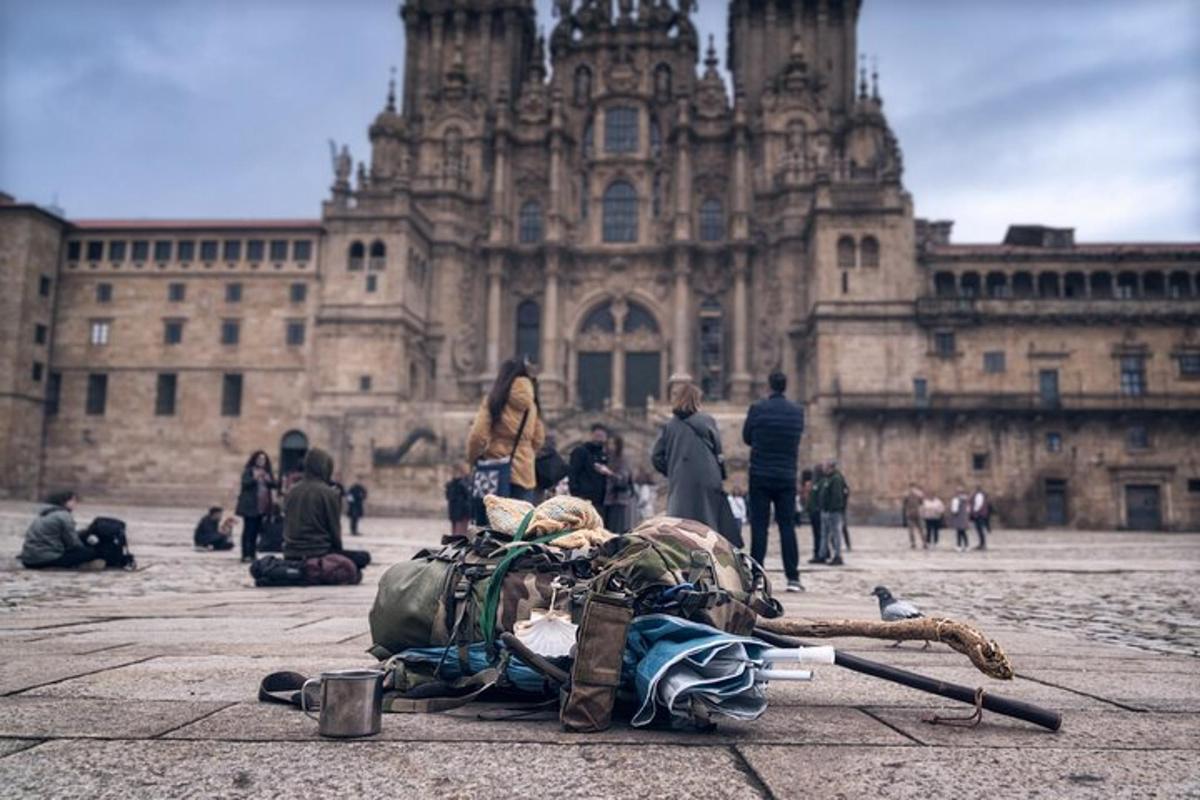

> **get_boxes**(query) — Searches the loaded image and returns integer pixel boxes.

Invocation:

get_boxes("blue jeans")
[819,511,844,560]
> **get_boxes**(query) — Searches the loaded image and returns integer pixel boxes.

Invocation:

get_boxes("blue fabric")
[394,643,552,696]
[741,394,805,484]
[622,614,770,727]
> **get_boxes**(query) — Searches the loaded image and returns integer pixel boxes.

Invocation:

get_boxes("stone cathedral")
[2,0,1198,530]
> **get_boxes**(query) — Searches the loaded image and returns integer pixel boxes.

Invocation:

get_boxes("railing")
[831,391,1200,414]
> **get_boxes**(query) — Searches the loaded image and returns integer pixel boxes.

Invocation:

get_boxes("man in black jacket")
[568,424,610,515]
[742,372,805,592]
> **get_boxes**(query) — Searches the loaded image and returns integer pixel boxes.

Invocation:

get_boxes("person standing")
[568,424,610,516]
[922,493,945,547]
[599,433,636,533]
[651,382,731,538]
[20,490,104,570]
[741,371,806,592]
[948,487,971,552]
[970,484,991,550]
[236,450,276,563]
[445,463,473,536]
[902,484,926,549]
[466,358,547,523]
[729,487,748,543]
[806,464,825,563]
[345,480,368,537]
[818,460,848,566]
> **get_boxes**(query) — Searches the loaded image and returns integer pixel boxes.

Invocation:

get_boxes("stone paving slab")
[0,697,230,739]
[738,744,1200,799]
[866,707,1200,750]
[164,700,911,746]
[0,654,158,697]
[24,656,370,703]
[0,739,765,800]
[0,740,42,759]
[1018,668,1200,712]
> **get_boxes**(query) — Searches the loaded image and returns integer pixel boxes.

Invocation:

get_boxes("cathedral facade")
[2,0,1198,529]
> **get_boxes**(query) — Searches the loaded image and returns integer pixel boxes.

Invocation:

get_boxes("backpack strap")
[383,667,501,713]
[479,528,573,647]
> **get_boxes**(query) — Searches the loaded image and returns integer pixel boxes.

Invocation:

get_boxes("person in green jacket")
[818,461,849,566]
[20,490,105,570]
[282,448,371,572]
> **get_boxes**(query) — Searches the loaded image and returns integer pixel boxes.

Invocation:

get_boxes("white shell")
[514,610,578,658]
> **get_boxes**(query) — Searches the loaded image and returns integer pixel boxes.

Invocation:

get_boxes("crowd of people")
[18,354,996,583]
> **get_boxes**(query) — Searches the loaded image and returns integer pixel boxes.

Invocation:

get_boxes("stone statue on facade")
[329,141,352,187]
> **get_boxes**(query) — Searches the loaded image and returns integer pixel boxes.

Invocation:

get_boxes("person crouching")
[282,447,371,583]
[20,490,105,571]
[194,507,235,551]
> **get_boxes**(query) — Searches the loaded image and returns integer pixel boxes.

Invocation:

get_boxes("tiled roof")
[70,219,322,231]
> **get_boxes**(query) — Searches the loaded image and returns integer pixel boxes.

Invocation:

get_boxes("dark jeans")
[348,512,362,536]
[809,512,822,559]
[974,517,990,548]
[925,519,941,545]
[749,480,800,582]
[241,514,263,560]
[204,538,235,551]
[956,528,969,549]
[25,544,97,569]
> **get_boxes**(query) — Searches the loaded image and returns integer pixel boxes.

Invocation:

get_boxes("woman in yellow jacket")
[466,358,546,520]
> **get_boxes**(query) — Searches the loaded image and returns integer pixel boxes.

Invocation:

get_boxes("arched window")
[1143,271,1165,299]
[348,241,365,271]
[516,300,540,364]
[698,198,724,241]
[1116,271,1138,299]
[654,64,672,103]
[985,271,1009,298]
[1168,271,1193,298]
[574,66,592,106]
[860,236,880,268]
[1064,272,1087,298]
[581,303,616,333]
[1012,272,1034,298]
[623,303,659,334]
[1091,271,1113,298]
[698,298,723,400]
[518,201,543,243]
[602,181,638,242]
[369,240,386,271]
[279,430,308,476]
[837,235,856,268]
[582,122,593,158]
[1038,272,1061,298]
[604,106,638,153]
[580,172,590,220]
[649,118,662,158]
[934,272,957,298]
[960,272,981,298]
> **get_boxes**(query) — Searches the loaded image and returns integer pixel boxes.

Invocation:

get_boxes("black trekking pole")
[753,627,1062,732]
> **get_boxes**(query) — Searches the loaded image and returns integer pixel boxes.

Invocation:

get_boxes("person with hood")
[236,450,277,563]
[568,424,610,515]
[466,358,547,523]
[651,382,731,537]
[20,490,104,570]
[282,447,371,573]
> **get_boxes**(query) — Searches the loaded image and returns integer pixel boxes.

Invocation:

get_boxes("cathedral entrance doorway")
[573,298,664,412]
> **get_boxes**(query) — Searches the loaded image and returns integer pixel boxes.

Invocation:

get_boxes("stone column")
[670,248,692,388]
[611,299,627,411]
[730,249,752,402]
[485,254,504,377]
[540,250,564,408]
[431,13,444,93]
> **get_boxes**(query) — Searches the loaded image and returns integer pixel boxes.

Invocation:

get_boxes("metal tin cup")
[301,669,384,738]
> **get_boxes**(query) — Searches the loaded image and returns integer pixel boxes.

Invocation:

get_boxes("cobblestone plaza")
[1,502,1197,798]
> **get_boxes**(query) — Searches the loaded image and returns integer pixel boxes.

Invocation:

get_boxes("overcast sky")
[1,0,1196,243]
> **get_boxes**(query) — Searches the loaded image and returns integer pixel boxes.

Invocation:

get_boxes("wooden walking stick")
[753,626,1062,732]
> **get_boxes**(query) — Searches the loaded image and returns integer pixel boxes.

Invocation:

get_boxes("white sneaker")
[786,580,804,592]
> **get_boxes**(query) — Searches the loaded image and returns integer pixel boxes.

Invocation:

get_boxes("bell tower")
[399,0,537,116]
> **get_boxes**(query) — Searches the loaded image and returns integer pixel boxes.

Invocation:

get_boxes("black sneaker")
[828,556,844,566]
[807,558,825,565]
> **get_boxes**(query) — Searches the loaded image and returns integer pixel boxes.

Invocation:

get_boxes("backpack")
[250,555,306,587]
[83,517,136,569]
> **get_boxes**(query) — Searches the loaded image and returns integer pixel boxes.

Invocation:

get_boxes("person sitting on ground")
[19,490,105,570]
[194,506,235,551]
[283,448,371,578]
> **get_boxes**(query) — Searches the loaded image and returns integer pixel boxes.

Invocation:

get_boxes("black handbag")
[535,445,569,490]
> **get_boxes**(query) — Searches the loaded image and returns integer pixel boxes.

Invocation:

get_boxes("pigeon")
[870,585,928,649]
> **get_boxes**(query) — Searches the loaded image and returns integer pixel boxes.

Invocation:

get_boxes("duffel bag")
[250,555,306,587]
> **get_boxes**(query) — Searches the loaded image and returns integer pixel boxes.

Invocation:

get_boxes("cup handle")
[300,678,320,722]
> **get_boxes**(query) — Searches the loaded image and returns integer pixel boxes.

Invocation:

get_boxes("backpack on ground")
[83,517,136,570]
[250,555,306,587]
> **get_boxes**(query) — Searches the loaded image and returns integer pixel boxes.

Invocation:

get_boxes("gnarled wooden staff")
[756,616,1013,680]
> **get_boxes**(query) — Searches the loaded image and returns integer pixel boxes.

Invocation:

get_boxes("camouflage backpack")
[588,516,782,636]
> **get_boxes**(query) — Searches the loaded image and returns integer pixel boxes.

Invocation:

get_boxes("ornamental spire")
[386,66,397,113]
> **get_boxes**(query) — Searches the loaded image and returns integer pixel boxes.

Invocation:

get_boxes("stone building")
[1,0,1197,529]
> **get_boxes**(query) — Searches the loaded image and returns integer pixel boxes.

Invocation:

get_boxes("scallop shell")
[514,610,578,658]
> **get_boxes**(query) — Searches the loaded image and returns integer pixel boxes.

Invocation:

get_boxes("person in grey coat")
[20,490,104,570]
[651,383,728,534]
